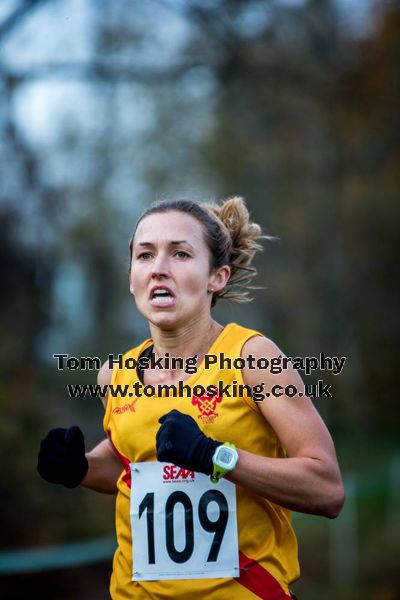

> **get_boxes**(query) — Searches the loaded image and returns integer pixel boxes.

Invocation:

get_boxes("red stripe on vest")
[236,551,292,600]
[107,431,131,488]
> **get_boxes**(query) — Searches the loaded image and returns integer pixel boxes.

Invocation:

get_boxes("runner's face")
[129,211,216,328]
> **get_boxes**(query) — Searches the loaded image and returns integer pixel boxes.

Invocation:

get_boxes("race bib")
[130,462,239,581]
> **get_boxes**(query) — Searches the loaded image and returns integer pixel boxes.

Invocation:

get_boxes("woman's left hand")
[156,409,221,475]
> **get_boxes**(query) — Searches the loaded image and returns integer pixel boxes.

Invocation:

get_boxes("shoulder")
[98,360,113,385]
[242,334,281,359]
[241,334,303,390]
[97,360,113,409]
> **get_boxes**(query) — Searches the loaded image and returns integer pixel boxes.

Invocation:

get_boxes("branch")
[0,59,208,86]
[0,0,53,40]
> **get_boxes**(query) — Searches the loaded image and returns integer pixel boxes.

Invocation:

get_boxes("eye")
[137,252,153,260]
[175,250,190,259]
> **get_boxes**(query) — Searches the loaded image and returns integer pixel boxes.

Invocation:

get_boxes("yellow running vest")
[103,322,299,599]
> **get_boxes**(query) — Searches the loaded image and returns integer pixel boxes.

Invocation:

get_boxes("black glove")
[37,426,89,488]
[156,409,221,475]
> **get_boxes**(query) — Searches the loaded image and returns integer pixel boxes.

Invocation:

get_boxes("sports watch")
[210,442,239,483]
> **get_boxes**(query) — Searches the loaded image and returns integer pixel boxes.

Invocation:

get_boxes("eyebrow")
[136,240,194,249]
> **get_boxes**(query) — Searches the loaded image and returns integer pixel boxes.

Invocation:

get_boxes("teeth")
[153,296,173,304]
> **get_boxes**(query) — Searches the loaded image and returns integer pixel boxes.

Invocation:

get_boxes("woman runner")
[38,197,344,599]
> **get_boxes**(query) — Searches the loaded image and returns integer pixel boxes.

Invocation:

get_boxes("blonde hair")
[130,196,270,306]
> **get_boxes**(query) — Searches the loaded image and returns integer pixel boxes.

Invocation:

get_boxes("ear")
[129,273,135,296]
[208,265,231,293]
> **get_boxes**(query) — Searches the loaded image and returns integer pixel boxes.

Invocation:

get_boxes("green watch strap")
[210,442,236,484]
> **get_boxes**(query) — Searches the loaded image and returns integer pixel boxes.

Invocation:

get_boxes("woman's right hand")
[37,426,89,488]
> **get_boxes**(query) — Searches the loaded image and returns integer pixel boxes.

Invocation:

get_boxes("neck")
[148,317,224,365]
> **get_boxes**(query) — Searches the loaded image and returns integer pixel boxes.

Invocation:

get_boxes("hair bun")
[203,196,270,303]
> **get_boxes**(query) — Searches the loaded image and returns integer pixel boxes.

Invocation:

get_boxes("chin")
[155,310,200,331]
[139,302,203,330]
[148,312,180,330]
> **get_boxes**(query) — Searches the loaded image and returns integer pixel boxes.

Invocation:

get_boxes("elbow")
[323,481,345,519]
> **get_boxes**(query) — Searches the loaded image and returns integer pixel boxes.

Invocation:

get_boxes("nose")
[151,252,170,279]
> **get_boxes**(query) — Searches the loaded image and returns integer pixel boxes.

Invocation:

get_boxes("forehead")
[133,211,206,246]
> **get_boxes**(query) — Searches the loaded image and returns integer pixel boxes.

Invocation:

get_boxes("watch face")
[216,446,235,468]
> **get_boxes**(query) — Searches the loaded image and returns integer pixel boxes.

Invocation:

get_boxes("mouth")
[149,287,175,307]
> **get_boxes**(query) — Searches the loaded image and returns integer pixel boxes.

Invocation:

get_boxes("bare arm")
[81,361,121,494]
[81,438,121,494]
[226,336,345,518]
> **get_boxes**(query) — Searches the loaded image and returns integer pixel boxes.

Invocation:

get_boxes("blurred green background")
[0,1,399,598]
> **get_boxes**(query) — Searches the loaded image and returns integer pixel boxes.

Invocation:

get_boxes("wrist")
[210,442,239,483]
[202,438,222,476]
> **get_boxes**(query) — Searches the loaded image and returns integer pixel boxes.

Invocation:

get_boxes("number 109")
[139,489,229,565]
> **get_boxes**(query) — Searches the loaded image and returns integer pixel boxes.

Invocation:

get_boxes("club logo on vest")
[192,394,223,424]
[112,398,138,414]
